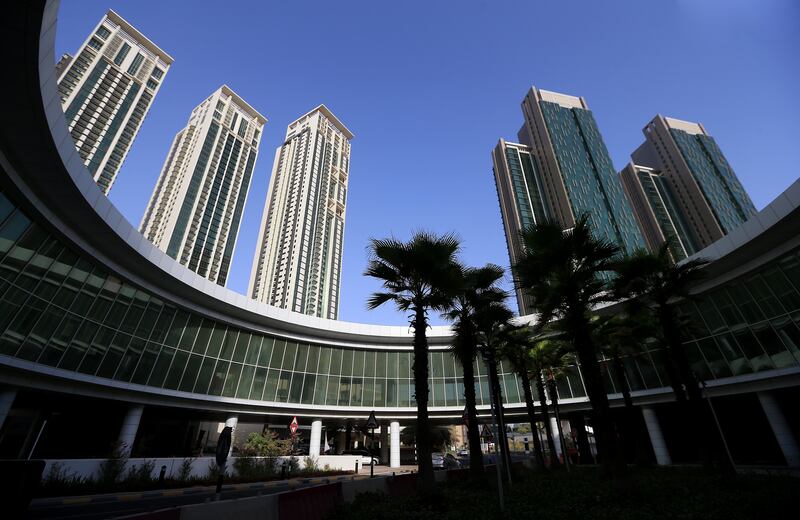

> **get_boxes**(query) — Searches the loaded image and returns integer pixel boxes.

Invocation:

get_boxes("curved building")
[0,1,799,469]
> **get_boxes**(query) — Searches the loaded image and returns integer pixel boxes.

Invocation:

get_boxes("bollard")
[370,457,374,478]
[355,460,359,474]
[159,465,167,485]
[281,461,287,479]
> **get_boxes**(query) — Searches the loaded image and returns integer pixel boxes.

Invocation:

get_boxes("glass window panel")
[398,353,410,379]
[431,352,444,377]
[257,336,273,367]
[712,290,745,328]
[350,377,363,406]
[58,318,98,370]
[205,359,228,395]
[293,343,308,372]
[363,351,375,377]
[0,295,45,356]
[329,348,342,375]
[399,379,412,407]
[0,210,31,254]
[164,310,189,347]
[313,375,328,405]
[134,300,162,340]
[715,333,752,375]
[301,373,316,404]
[115,336,145,382]
[640,350,665,388]
[17,304,65,362]
[362,378,374,408]
[771,317,800,362]
[751,323,795,368]
[192,319,213,355]
[565,366,586,397]
[263,369,279,402]
[163,349,189,389]
[39,313,82,367]
[232,332,250,363]
[341,349,353,377]
[386,352,398,378]
[622,357,645,391]
[78,326,115,375]
[352,350,365,376]
[734,328,774,371]
[236,365,255,398]
[696,338,732,378]
[444,378,457,406]
[696,298,726,334]
[245,335,262,365]
[222,363,243,397]
[778,254,800,291]
[326,375,340,405]
[684,342,712,382]
[178,315,201,351]
[270,340,286,369]
[282,342,297,370]
[385,379,397,407]
[289,372,304,402]
[726,283,764,324]
[131,342,159,385]
[317,346,332,374]
[250,367,267,400]
[373,379,385,407]
[179,354,203,392]
[276,370,292,401]
[150,306,175,344]
[206,323,226,358]
[194,357,216,394]
[338,376,351,405]
[95,331,130,379]
[745,274,783,317]
[306,344,320,373]
[443,354,456,377]
[220,328,239,360]
[148,346,176,387]
[375,352,387,378]
[762,266,800,312]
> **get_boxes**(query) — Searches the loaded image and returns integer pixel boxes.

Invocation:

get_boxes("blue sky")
[55,0,800,326]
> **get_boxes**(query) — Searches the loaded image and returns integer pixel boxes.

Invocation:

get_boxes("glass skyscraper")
[632,115,757,250]
[57,10,172,194]
[249,105,352,320]
[519,87,646,255]
[140,86,265,287]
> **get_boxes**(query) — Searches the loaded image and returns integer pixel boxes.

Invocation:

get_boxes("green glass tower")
[518,87,645,255]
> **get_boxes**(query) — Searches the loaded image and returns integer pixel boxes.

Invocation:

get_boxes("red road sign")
[290,416,298,435]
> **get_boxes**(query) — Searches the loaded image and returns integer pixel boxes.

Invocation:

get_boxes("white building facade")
[140,86,266,287]
[57,9,173,193]
[249,106,353,319]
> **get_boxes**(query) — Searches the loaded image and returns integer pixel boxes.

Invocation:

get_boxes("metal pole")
[27,417,48,460]
[487,385,505,512]
[700,380,736,471]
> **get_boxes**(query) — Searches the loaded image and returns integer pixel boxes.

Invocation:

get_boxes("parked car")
[432,452,461,469]
[432,452,446,469]
[342,449,379,466]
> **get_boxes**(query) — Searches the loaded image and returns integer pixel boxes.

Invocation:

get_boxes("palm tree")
[442,264,505,478]
[500,326,547,468]
[365,231,461,491]
[544,347,577,467]
[473,300,515,476]
[529,337,572,466]
[513,215,624,475]
[611,242,726,469]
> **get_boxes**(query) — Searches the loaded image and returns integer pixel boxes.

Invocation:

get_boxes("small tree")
[242,430,291,458]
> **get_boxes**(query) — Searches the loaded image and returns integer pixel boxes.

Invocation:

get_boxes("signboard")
[481,424,494,441]
[366,411,378,430]
[289,416,298,436]
[215,426,232,467]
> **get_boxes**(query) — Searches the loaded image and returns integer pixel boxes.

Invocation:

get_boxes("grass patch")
[328,467,796,520]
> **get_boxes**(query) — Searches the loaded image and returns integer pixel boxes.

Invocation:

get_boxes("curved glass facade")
[1,179,800,412]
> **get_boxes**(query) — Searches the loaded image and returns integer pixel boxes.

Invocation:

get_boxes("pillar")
[642,406,671,465]
[380,424,389,464]
[390,421,400,468]
[118,404,144,457]
[309,420,322,458]
[757,391,800,467]
[225,414,238,458]
[550,417,563,458]
[0,388,17,432]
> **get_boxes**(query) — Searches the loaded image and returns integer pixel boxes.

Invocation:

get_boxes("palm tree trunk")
[535,374,559,466]
[461,353,485,477]
[488,356,512,477]
[570,310,623,477]
[612,354,649,466]
[520,373,546,468]
[412,305,435,491]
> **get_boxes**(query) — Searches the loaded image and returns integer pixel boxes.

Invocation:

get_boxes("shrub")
[303,455,320,473]
[97,442,128,485]
[177,457,195,482]
[242,430,291,457]
[206,461,226,480]
[124,459,155,485]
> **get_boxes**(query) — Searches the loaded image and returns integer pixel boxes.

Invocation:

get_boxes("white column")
[118,404,144,457]
[758,392,800,467]
[0,388,17,431]
[309,420,322,458]
[642,406,671,465]
[225,414,238,458]
[550,417,563,458]
[390,421,400,468]
[380,425,389,464]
